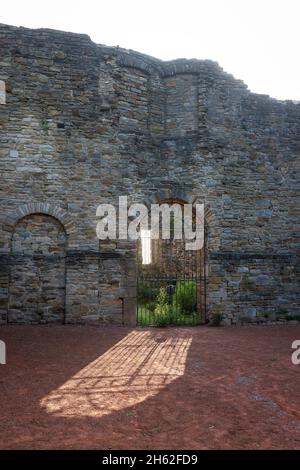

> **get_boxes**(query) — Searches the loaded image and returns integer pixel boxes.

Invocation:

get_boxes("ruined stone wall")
[0,23,299,325]
[9,214,66,323]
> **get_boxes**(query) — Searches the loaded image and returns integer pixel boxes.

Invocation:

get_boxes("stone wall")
[9,214,66,323]
[164,74,198,136]
[0,23,299,325]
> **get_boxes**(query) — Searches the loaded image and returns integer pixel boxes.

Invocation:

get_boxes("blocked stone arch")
[193,199,221,253]
[4,204,76,324]
[3,203,76,245]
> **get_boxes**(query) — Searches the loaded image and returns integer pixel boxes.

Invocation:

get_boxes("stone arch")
[7,211,68,324]
[143,188,196,207]
[137,189,210,324]
[3,203,76,241]
[117,52,154,75]
[140,190,222,322]
[143,189,221,252]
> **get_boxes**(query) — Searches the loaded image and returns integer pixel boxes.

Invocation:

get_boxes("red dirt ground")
[0,324,299,450]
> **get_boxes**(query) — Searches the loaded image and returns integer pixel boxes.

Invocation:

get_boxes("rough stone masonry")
[0,23,299,325]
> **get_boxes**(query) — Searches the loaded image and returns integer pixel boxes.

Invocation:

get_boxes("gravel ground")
[0,324,299,449]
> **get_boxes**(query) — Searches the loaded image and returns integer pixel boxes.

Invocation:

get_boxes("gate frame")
[136,194,208,326]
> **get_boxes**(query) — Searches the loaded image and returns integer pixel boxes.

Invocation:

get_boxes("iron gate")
[137,236,206,326]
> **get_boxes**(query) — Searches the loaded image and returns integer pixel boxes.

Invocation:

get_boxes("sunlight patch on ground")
[40,330,192,417]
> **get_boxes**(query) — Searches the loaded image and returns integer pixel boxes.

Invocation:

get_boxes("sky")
[1,0,300,101]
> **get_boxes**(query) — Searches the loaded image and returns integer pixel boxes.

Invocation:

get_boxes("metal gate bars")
[137,237,206,326]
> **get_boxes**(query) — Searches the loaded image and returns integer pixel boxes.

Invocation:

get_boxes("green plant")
[286,314,300,321]
[155,308,172,327]
[41,118,49,133]
[173,280,197,314]
[137,284,159,303]
[154,302,171,316]
[210,313,223,327]
[137,282,202,326]
[137,304,201,326]
[156,287,168,306]
[153,288,172,325]
[145,301,156,312]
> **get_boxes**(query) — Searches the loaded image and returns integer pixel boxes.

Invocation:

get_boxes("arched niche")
[8,213,67,324]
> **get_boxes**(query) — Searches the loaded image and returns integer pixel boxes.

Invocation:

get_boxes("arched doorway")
[8,213,67,324]
[136,200,206,325]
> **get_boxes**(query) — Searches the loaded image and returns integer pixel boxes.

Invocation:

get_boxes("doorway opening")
[137,203,206,326]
